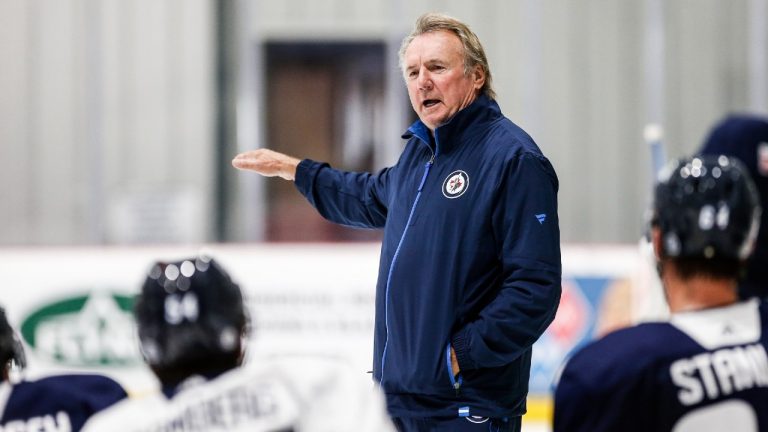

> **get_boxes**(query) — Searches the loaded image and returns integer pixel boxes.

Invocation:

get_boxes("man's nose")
[417,69,433,90]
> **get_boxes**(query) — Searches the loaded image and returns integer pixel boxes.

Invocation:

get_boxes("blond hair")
[399,12,496,100]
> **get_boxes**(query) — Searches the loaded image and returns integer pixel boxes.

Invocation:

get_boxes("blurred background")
[1,0,766,430]
[3,0,766,245]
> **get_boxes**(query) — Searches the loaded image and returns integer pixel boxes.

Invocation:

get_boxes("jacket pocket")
[445,343,463,393]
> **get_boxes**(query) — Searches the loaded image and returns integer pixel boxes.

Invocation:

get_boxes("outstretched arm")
[232,149,301,181]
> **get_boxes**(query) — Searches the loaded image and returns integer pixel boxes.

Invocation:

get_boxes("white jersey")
[82,355,395,432]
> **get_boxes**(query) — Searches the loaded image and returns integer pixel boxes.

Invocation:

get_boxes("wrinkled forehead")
[404,30,464,65]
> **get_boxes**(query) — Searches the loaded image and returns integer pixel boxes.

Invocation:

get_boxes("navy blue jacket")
[295,95,561,418]
[554,299,768,431]
[0,374,127,431]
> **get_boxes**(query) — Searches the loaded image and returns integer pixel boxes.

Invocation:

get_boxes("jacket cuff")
[294,159,321,195]
[451,328,476,371]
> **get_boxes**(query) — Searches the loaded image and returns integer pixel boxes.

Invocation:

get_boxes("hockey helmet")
[653,155,761,261]
[0,306,27,373]
[134,256,247,368]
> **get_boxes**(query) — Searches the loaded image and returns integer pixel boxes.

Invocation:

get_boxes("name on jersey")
[0,411,71,432]
[135,382,292,432]
[670,343,768,406]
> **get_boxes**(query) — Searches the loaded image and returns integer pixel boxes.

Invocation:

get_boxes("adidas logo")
[535,213,547,224]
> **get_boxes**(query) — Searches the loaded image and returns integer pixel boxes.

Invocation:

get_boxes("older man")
[233,13,561,431]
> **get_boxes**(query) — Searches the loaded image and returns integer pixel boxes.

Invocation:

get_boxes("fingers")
[231,152,254,170]
[231,149,299,181]
[231,150,271,172]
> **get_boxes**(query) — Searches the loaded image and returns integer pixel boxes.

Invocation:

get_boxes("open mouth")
[423,99,440,108]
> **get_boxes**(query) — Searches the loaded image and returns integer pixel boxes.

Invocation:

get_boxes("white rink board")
[0,243,642,431]
[0,244,381,394]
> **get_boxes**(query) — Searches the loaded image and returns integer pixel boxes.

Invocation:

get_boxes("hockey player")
[82,256,394,432]
[553,155,768,431]
[0,306,127,431]
[698,114,768,300]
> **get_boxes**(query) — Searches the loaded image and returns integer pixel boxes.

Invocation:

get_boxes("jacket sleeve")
[451,152,562,370]
[294,159,390,229]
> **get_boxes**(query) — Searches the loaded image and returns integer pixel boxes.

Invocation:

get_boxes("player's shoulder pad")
[35,374,128,407]
[563,322,689,383]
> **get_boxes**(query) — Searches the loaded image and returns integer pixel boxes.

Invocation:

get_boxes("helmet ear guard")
[652,155,762,261]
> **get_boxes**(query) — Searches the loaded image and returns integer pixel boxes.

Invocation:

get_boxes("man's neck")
[662,266,738,314]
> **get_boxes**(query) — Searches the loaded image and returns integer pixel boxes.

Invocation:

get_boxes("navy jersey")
[0,374,127,431]
[554,299,768,432]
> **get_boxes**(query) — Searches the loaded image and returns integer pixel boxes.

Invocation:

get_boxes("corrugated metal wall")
[0,0,214,244]
[1,0,766,244]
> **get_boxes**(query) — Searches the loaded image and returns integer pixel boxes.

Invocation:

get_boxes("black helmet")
[134,256,247,369]
[653,155,761,261]
[0,306,27,374]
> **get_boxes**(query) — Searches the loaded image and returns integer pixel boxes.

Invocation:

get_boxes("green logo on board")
[20,291,142,366]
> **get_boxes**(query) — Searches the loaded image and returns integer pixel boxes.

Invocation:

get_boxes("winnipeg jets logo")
[442,170,469,198]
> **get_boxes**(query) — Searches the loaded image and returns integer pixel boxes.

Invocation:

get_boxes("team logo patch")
[442,170,469,198]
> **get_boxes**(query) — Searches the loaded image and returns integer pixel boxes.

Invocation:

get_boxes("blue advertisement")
[529,276,622,395]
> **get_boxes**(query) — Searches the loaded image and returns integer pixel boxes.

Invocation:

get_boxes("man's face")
[403,30,484,132]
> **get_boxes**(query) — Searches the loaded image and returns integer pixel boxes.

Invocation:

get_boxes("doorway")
[264,41,387,242]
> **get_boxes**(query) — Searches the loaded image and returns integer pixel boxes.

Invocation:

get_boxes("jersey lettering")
[0,411,71,432]
[670,343,768,405]
[135,383,285,432]
[164,293,199,325]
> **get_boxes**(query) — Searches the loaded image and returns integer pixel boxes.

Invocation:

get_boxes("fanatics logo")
[442,170,469,198]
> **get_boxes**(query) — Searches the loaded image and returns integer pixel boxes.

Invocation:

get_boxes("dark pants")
[392,416,521,432]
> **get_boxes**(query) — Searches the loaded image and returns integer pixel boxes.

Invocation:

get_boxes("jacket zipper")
[380,147,435,385]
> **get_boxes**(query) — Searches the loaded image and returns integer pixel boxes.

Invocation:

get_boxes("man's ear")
[472,65,485,90]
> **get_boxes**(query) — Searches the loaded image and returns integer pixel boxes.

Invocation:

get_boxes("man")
[553,155,768,431]
[233,12,561,431]
[0,306,127,431]
[698,114,768,299]
[82,256,394,432]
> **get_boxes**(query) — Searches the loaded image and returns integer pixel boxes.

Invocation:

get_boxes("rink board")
[0,243,645,427]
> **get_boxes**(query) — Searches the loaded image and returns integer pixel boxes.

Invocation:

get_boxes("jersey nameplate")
[670,343,768,405]
[0,411,71,432]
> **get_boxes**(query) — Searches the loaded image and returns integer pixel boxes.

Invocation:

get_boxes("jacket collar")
[401,94,502,156]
